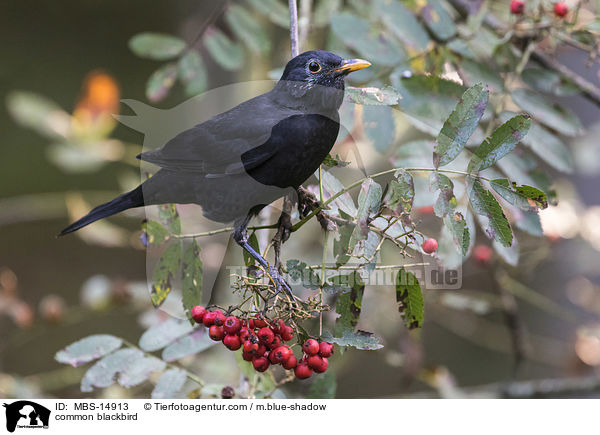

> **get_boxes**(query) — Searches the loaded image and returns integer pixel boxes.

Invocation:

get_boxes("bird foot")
[266,266,295,300]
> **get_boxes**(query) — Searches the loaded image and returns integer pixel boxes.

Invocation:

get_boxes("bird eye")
[308,61,321,73]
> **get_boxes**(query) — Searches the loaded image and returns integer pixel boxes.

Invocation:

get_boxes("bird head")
[275,50,371,110]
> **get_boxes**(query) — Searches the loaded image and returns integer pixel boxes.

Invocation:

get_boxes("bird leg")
[272,195,293,271]
[233,216,295,300]
[297,186,338,231]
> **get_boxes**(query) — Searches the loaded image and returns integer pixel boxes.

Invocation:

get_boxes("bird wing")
[137,93,298,175]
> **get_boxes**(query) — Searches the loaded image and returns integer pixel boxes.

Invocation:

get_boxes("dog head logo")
[3,401,50,432]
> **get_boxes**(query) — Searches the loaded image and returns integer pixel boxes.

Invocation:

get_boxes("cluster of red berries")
[190,306,334,380]
[510,1,569,18]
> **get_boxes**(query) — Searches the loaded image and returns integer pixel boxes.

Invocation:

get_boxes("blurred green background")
[2,0,600,399]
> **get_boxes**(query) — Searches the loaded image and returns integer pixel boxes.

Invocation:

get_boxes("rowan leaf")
[468,115,531,172]
[129,33,186,60]
[434,84,488,167]
[490,179,548,211]
[181,240,203,320]
[430,172,456,218]
[384,169,414,215]
[467,177,513,247]
[396,268,424,329]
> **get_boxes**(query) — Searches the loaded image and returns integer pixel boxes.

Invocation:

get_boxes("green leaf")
[319,170,358,216]
[128,32,186,60]
[246,0,290,27]
[363,105,396,153]
[333,224,353,267]
[146,63,178,102]
[6,91,70,140]
[225,5,271,54]
[143,220,170,246]
[182,240,203,319]
[500,112,573,174]
[177,50,207,96]
[322,154,350,168]
[334,272,365,336]
[348,178,383,248]
[511,88,583,137]
[458,59,504,93]
[158,204,181,235]
[331,12,405,66]
[345,86,400,105]
[243,232,260,268]
[420,0,457,41]
[81,348,143,392]
[434,84,488,168]
[139,318,194,352]
[150,241,183,307]
[55,335,122,367]
[384,169,414,215]
[430,172,456,217]
[393,74,466,136]
[162,329,216,362]
[323,329,383,350]
[151,368,187,399]
[286,259,320,290]
[118,355,166,388]
[396,268,424,329]
[375,0,430,52]
[521,68,579,97]
[468,115,531,172]
[203,27,245,71]
[467,177,513,247]
[307,370,337,398]
[490,179,548,211]
[443,212,470,256]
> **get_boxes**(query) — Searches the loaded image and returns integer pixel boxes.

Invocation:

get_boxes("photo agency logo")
[2,401,50,433]
[227,260,462,291]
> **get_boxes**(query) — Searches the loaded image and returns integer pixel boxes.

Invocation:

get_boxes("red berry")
[253,315,268,328]
[282,355,298,370]
[223,334,242,351]
[243,340,259,354]
[302,339,320,356]
[307,354,324,370]
[280,326,294,341]
[213,310,226,326]
[252,356,270,372]
[242,351,254,362]
[209,325,224,341]
[510,0,524,14]
[270,346,292,364]
[258,327,275,344]
[473,244,493,267]
[191,305,207,324]
[248,318,255,329]
[223,316,242,334]
[202,311,217,327]
[422,238,438,254]
[416,205,435,215]
[239,327,250,342]
[313,357,329,373]
[554,2,568,17]
[256,344,267,356]
[294,361,313,379]
[318,342,334,358]
[267,336,281,350]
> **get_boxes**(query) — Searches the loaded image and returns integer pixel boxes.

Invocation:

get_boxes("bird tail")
[58,185,144,236]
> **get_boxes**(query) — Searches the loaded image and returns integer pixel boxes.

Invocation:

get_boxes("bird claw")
[266,266,294,300]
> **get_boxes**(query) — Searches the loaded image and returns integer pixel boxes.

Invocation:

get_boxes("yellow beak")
[332,58,372,74]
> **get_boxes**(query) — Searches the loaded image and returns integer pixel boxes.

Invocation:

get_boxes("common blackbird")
[60,50,371,295]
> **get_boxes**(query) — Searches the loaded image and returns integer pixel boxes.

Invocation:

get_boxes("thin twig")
[288,0,299,57]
